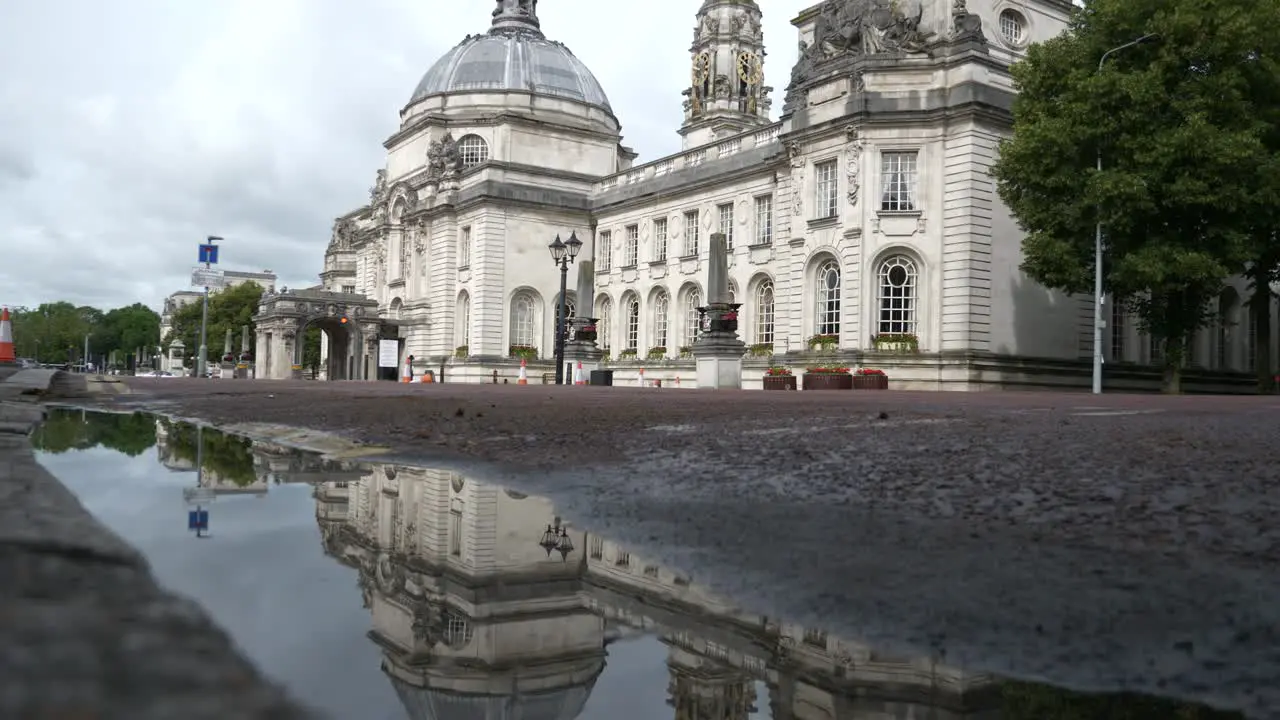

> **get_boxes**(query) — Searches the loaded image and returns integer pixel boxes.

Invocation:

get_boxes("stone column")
[220,328,235,378]
[563,260,603,381]
[691,233,746,389]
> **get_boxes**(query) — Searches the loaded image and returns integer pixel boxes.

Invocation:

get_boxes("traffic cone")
[401,363,412,383]
[574,361,586,385]
[0,308,14,364]
[517,358,528,385]
[637,367,645,387]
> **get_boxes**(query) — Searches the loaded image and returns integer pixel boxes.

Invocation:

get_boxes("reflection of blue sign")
[187,509,209,530]
[198,244,219,264]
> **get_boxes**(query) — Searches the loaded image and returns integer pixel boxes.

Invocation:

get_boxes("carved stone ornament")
[950,0,986,42]
[789,0,936,90]
[787,142,805,215]
[356,572,374,609]
[698,13,719,39]
[410,598,444,646]
[845,125,863,206]
[329,218,358,252]
[413,222,427,254]
[426,132,463,180]
[376,553,406,594]
[369,169,387,205]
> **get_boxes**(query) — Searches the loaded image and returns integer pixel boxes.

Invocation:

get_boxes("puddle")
[32,409,1249,720]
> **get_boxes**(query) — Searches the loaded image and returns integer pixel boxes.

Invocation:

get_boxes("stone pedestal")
[220,362,235,378]
[563,317,602,380]
[692,331,746,389]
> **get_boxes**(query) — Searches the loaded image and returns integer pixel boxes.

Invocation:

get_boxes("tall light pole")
[1093,33,1159,394]
[548,231,583,385]
[197,235,223,379]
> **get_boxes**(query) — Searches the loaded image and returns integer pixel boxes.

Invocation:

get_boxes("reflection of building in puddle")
[321,465,603,718]
[155,419,266,496]
[319,465,999,720]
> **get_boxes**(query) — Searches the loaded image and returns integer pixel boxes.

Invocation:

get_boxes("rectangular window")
[590,536,604,559]
[683,210,700,256]
[815,161,838,219]
[597,230,612,271]
[458,226,472,268]
[1109,301,1126,362]
[717,203,734,251]
[624,225,639,267]
[652,218,668,261]
[754,195,773,245]
[880,151,918,212]
[341,285,355,294]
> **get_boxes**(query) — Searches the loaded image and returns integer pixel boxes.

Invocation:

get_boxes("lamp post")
[538,519,575,561]
[1093,33,1158,395]
[197,235,223,379]
[548,231,583,385]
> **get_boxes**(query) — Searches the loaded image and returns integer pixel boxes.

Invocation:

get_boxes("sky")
[0,0,803,313]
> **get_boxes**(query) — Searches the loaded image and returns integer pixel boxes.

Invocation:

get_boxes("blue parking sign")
[198,244,219,264]
[187,509,209,530]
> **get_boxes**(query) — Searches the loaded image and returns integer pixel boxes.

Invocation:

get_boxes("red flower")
[856,368,885,375]
[722,312,738,321]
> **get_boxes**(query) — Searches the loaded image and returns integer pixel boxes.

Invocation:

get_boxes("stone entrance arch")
[254,289,380,380]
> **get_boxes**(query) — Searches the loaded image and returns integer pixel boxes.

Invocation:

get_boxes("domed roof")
[408,1,611,111]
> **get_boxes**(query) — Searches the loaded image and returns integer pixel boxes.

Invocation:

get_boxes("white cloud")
[0,0,802,311]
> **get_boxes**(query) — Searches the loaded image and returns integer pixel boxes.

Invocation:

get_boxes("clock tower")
[679,0,772,150]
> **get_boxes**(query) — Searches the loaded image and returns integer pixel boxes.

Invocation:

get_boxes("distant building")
[159,269,277,343]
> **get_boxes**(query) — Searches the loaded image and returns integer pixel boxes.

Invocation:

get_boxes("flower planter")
[853,374,888,390]
[802,372,853,390]
[763,375,797,391]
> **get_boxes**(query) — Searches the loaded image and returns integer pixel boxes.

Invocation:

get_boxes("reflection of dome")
[390,672,600,720]
[407,3,611,112]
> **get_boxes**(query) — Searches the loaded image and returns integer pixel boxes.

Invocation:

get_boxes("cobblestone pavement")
[95,378,1280,718]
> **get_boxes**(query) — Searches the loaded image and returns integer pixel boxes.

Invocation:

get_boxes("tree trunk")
[1161,362,1181,394]
[1252,289,1274,393]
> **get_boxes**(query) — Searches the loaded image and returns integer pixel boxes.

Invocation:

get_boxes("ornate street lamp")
[548,231,583,385]
[537,520,575,561]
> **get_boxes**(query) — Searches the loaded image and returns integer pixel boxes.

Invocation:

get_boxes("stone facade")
[274,0,1278,390]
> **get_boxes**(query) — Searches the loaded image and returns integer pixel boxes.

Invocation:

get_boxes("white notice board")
[377,339,399,368]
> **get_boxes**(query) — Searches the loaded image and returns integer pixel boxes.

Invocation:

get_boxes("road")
[92,378,1280,718]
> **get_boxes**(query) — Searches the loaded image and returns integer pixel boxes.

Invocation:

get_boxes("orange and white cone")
[517,358,528,385]
[637,367,645,387]
[573,361,586,385]
[0,307,14,364]
[401,362,412,383]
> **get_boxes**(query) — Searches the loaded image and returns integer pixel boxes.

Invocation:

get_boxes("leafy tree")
[91,303,161,368]
[162,419,258,486]
[303,326,323,378]
[991,0,1280,392]
[31,410,157,456]
[162,282,264,368]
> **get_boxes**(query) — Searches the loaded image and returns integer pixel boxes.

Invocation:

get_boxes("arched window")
[625,296,640,351]
[510,293,537,347]
[1214,290,1238,370]
[596,297,613,351]
[652,291,669,349]
[755,281,774,345]
[816,259,841,336]
[877,255,918,335]
[728,282,738,305]
[458,135,489,168]
[684,288,702,346]
[456,292,470,348]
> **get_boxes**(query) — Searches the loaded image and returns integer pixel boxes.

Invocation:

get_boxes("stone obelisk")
[563,260,602,383]
[220,328,235,378]
[691,233,745,389]
[236,324,253,379]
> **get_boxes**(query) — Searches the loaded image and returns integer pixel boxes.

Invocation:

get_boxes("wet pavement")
[33,408,1254,719]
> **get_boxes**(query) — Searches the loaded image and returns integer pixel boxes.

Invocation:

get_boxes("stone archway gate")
[254,289,380,380]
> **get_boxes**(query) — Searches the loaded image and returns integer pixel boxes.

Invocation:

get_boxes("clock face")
[692,53,711,82]
[737,52,762,84]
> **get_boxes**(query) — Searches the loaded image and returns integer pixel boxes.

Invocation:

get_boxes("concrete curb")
[0,371,318,719]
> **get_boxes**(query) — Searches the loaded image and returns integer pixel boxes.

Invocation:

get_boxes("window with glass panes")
[717,203,734,250]
[652,218,668,261]
[623,225,638,267]
[880,152,918,212]
[754,195,773,245]
[683,210,700,256]
[597,230,612,271]
[814,161,838,218]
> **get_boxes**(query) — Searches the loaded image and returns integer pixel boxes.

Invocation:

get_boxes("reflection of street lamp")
[1092,33,1159,394]
[538,519,575,561]
[548,231,583,385]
